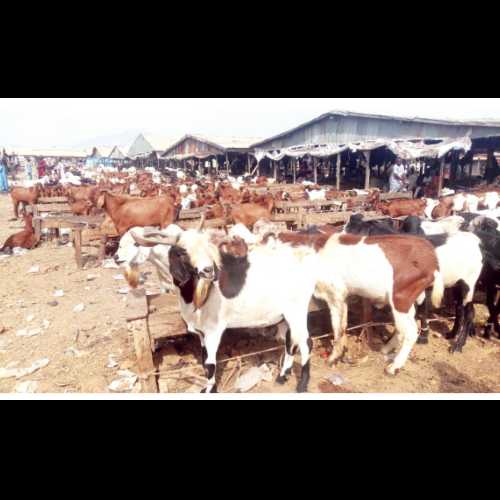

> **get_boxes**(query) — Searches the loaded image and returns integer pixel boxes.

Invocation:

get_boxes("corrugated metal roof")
[252,110,500,149]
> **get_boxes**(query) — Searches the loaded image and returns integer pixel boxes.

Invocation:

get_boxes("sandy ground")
[1,192,500,395]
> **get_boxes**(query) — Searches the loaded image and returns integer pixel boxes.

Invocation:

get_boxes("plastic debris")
[117,287,130,295]
[234,364,273,393]
[26,315,35,323]
[16,328,42,338]
[87,274,98,281]
[113,274,125,281]
[73,304,85,313]
[108,370,138,392]
[14,381,39,393]
[13,248,27,256]
[102,259,119,269]
[107,355,119,368]
[327,373,346,386]
[27,266,40,274]
[64,347,88,358]
[0,358,49,380]
[53,290,64,298]
[42,320,50,330]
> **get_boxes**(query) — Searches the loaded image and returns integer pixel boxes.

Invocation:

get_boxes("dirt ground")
[1,192,500,395]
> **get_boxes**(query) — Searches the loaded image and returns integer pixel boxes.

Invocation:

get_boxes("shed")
[162,134,261,175]
[252,110,500,150]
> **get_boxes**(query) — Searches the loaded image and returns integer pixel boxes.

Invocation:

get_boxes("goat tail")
[431,270,445,309]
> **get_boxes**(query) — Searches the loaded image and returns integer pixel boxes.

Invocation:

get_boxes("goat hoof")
[276,375,289,385]
[296,383,309,394]
[385,364,400,377]
[417,335,429,345]
[449,344,463,355]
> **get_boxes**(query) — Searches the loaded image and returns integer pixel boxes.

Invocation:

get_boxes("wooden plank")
[37,197,68,204]
[126,289,149,322]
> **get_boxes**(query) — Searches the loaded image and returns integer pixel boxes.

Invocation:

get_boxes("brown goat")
[97,191,180,236]
[377,198,427,218]
[10,186,40,219]
[1,214,38,252]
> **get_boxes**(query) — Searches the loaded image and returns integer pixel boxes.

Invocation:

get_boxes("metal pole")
[336,154,341,191]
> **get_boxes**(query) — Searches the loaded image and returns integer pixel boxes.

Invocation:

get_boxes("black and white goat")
[124,226,319,393]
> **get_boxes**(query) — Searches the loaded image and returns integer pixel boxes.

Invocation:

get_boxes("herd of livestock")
[2,168,500,393]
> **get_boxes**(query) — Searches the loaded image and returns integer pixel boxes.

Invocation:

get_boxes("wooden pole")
[313,158,318,184]
[364,151,371,190]
[247,155,251,175]
[293,159,297,184]
[336,154,341,191]
[273,161,278,181]
[438,156,446,197]
[226,152,229,176]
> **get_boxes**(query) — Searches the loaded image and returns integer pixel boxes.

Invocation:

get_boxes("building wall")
[257,115,500,150]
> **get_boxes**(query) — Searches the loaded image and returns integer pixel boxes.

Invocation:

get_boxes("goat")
[401,217,483,352]
[124,227,319,393]
[10,186,40,219]
[376,197,427,218]
[97,191,180,236]
[311,233,443,375]
[1,214,38,253]
[228,195,275,230]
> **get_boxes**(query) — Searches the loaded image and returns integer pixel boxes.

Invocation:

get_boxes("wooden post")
[74,228,83,269]
[361,298,373,346]
[438,156,446,197]
[98,235,107,264]
[273,161,278,181]
[127,289,159,393]
[293,159,297,184]
[364,151,371,190]
[336,154,341,191]
[226,152,229,176]
[247,155,251,174]
[313,158,318,184]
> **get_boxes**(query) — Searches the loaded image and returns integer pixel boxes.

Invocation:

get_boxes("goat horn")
[130,230,179,247]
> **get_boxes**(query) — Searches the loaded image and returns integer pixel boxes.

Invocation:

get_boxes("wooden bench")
[125,289,334,394]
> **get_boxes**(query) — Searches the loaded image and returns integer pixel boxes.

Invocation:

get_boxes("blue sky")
[2,98,500,148]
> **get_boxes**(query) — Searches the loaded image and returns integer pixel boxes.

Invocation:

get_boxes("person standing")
[0,156,9,193]
[389,158,406,193]
[25,158,33,181]
[38,158,47,178]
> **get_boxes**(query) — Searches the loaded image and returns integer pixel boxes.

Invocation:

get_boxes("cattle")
[97,191,181,236]
[1,214,38,253]
[10,186,40,219]
[124,226,320,393]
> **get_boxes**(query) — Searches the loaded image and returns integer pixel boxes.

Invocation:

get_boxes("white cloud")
[1,98,500,149]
